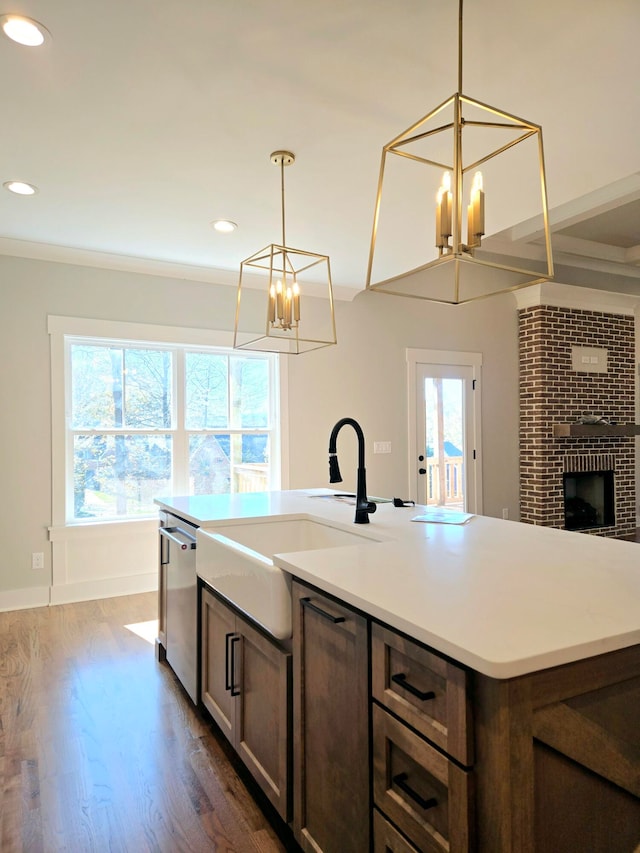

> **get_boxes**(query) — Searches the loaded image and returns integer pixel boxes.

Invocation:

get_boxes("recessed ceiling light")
[212,219,237,233]
[0,14,50,46]
[3,180,38,195]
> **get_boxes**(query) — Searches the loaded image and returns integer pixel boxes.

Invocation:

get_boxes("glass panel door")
[415,363,477,512]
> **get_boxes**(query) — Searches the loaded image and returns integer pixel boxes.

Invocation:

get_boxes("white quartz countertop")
[155,489,640,679]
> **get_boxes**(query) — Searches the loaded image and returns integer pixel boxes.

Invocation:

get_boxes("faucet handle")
[355,499,377,523]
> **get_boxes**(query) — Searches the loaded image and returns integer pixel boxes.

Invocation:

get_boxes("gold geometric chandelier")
[234,151,337,354]
[366,0,554,304]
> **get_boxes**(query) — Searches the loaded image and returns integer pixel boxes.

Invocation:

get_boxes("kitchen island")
[156,490,640,852]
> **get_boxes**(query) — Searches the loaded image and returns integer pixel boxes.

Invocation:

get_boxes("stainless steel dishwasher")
[159,512,198,703]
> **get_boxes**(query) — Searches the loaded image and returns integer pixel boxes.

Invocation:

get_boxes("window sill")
[49,518,158,541]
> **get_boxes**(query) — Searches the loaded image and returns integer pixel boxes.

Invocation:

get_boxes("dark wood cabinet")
[201,586,236,741]
[372,622,474,852]
[474,645,640,851]
[373,808,421,852]
[372,622,473,766]
[292,580,370,853]
[201,585,291,820]
[156,512,168,661]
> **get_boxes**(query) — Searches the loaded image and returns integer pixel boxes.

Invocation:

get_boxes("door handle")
[224,632,234,691]
[229,635,240,697]
[418,468,427,475]
[159,527,194,550]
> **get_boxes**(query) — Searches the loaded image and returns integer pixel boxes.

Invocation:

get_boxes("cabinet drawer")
[373,808,421,852]
[372,622,473,765]
[373,704,473,853]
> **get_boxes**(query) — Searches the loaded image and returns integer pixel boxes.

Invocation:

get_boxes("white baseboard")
[0,574,157,612]
[49,572,158,606]
[0,585,50,612]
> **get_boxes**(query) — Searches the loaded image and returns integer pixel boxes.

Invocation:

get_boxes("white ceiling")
[1,0,639,297]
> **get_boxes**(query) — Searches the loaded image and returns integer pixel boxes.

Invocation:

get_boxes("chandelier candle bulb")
[293,281,300,322]
[443,173,452,236]
[470,171,484,239]
[284,287,293,327]
[276,280,284,320]
[268,284,276,323]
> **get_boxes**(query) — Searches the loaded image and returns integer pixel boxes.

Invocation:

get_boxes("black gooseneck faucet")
[328,417,377,524]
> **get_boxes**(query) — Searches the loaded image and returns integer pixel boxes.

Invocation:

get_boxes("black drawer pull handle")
[392,772,438,811]
[301,597,345,624]
[224,631,234,691]
[391,672,436,701]
[229,635,240,697]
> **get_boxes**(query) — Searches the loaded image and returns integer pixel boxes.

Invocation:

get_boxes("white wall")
[0,253,521,605]
[286,288,520,514]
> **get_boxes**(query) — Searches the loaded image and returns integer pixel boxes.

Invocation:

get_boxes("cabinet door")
[201,587,236,742]
[236,613,291,821]
[292,581,370,853]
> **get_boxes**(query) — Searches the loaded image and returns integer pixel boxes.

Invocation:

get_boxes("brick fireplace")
[519,300,637,537]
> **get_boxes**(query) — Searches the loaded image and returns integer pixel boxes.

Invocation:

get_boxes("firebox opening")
[562,470,615,531]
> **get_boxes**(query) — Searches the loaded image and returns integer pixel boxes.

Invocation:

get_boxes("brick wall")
[519,305,636,537]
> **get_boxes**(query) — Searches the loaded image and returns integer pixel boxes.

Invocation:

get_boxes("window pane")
[185,352,228,429]
[73,434,171,519]
[230,357,269,428]
[189,434,230,494]
[123,349,172,428]
[189,433,270,494]
[71,344,123,429]
[233,433,270,492]
[71,344,172,430]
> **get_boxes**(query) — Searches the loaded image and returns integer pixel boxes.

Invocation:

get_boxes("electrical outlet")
[31,552,44,570]
[502,508,509,520]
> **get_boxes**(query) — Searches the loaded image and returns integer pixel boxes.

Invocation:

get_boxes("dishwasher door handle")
[159,526,196,550]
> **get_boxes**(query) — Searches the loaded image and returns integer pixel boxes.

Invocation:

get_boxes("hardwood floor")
[0,593,293,853]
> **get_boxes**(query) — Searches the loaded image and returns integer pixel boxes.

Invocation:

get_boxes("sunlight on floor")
[124,619,158,645]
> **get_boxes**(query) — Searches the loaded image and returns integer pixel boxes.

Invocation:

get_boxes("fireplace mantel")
[553,424,640,438]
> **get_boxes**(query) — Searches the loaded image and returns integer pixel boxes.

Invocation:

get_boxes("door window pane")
[424,377,465,509]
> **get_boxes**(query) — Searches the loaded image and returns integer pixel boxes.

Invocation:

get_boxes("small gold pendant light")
[234,151,337,354]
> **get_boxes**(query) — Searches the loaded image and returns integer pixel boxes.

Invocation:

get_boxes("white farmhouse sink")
[196,517,386,639]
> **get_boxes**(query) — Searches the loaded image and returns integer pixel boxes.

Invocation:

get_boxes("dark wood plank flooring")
[0,593,293,852]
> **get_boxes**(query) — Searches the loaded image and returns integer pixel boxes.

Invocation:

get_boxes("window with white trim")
[63,335,280,522]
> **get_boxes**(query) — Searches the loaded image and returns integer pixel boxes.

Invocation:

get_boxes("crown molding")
[514,282,640,315]
[0,236,359,301]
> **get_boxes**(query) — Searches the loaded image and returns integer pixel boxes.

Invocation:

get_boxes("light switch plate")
[571,346,608,374]
[373,441,391,454]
